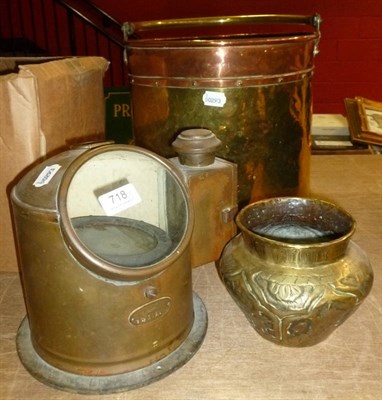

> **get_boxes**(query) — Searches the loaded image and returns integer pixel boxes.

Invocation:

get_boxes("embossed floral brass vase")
[218,197,373,347]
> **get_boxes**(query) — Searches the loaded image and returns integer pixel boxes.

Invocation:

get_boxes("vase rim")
[236,197,356,249]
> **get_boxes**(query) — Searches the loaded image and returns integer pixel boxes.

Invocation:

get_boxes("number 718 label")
[98,183,142,216]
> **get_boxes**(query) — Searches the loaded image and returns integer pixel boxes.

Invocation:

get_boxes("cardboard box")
[0,57,109,272]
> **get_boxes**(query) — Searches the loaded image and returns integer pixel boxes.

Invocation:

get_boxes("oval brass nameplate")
[129,297,172,326]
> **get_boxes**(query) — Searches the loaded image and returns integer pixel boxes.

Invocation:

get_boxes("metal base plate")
[16,292,208,394]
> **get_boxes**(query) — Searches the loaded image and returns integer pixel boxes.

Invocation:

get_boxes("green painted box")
[104,87,133,144]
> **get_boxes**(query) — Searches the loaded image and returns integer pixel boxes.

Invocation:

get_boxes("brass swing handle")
[122,14,322,55]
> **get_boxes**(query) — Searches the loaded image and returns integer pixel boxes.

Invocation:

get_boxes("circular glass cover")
[71,216,173,267]
[63,146,189,270]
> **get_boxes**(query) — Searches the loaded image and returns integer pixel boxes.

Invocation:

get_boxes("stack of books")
[311,114,370,154]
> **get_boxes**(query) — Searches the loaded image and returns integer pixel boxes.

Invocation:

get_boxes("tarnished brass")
[11,143,207,393]
[123,14,321,206]
[170,129,237,267]
[172,128,222,167]
[218,197,373,347]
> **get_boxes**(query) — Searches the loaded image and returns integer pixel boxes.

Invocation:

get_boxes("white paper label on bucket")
[98,183,142,216]
[203,91,226,108]
[33,164,61,187]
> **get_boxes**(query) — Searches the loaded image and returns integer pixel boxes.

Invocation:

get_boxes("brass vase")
[218,197,373,347]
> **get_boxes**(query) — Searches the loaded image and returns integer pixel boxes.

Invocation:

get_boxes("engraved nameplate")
[129,297,172,326]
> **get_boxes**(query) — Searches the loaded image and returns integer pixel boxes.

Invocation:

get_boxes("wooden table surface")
[1,155,381,400]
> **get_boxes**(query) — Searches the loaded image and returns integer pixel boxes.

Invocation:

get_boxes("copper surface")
[123,14,321,206]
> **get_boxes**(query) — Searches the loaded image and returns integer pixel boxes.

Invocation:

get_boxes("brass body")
[123,14,321,206]
[218,197,373,347]
[172,158,237,267]
[170,129,237,267]
[11,144,198,376]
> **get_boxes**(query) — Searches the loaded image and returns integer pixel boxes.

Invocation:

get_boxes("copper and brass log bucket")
[123,14,322,206]
[11,142,207,394]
